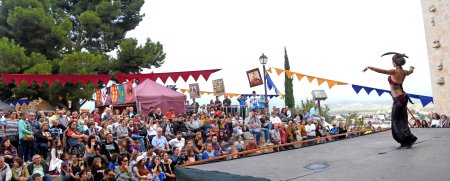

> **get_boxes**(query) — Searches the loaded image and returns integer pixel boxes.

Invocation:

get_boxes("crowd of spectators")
[0,92,374,181]
[411,113,449,128]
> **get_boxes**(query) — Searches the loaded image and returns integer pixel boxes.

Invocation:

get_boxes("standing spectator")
[192,99,200,114]
[27,155,51,181]
[12,157,29,181]
[441,115,449,128]
[18,113,33,162]
[237,95,248,118]
[0,111,6,145]
[431,113,442,128]
[5,112,19,148]
[249,91,258,110]
[257,95,267,111]
[214,96,222,110]
[222,96,232,114]
[0,156,11,181]
[35,123,52,160]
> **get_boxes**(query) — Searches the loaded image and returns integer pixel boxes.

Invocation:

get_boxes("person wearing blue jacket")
[202,143,219,160]
[18,112,34,162]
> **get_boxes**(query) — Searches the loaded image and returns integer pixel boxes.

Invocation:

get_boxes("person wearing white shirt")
[285,106,292,118]
[270,112,282,125]
[431,113,442,128]
[168,132,185,149]
[232,114,244,136]
[305,119,316,146]
[249,91,259,110]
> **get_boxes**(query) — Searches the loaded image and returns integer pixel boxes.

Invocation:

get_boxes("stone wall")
[421,0,450,115]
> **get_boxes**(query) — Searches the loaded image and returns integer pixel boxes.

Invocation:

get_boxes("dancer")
[363,52,417,148]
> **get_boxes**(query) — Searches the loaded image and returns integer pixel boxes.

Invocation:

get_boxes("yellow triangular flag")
[266,67,272,74]
[295,73,305,81]
[285,70,295,78]
[336,81,348,85]
[180,89,188,93]
[274,68,285,76]
[317,78,326,86]
[327,80,337,89]
[306,76,315,83]
[278,92,285,99]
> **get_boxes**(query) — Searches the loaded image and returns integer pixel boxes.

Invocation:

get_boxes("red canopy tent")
[133,79,187,116]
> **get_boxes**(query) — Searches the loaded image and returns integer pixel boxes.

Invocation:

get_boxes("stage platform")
[190,128,450,181]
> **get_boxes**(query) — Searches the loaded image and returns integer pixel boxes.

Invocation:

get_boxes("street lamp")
[259,53,268,107]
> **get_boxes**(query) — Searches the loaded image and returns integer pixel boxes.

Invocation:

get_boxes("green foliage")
[59,52,109,75]
[345,111,359,128]
[284,47,295,108]
[114,38,166,73]
[0,37,28,73]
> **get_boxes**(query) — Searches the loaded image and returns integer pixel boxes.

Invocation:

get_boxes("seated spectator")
[0,138,17,165]
[12,157,29,181]
[101,133,120,161]
[218,131,229,143]
[270,124,282,147]
[168,132,185,149]
[149,156,165,181]
[49,139,63,173]
[337,121,347,140]
[245,136,262,155]
[247,110,270,145]
[98,122,111,141]
[441,115,449,128]
[431,113,441,128]
[60,153,75,181]
[305,119,316,146]
[186,149,196,163]
[108,154,120,170]
[128,120,146,151]
[102,169,116,181]
[116,120,129,139]
[152,128,170,154]
[27,155,51,181]
[270,112,282,126]
[160,118,175,140]
[133,156,151,180]
[66,121,88,156]
[35,122,52,160]
[161,152,176,181]
[233,136,245,152]
[114,156,133,181]
[142,145,157,165]
[202,143,219,159]
[69,154,83,179]
[0,157,11,181]
[91,157,105,181]
[260,112,272,130]
[232,114,244,137]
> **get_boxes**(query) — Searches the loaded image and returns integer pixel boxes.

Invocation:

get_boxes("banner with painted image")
[246,68,263,88]
[212,78,225,95]
[189,83,201,98]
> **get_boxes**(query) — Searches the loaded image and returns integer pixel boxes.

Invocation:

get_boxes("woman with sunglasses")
[114,156,134,181]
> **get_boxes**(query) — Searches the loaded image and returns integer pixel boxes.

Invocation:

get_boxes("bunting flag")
[110,85,118,104]
[124,81,134,103]
[178,89,280,99]
[269,67,348,89]
[266,67,272,74]
[265,74,285,99]
[115,69,221,83]
[0,69,221,87]
[117,84,126,104]
[0,74,110,86]
[95,89,102,106]
[351,84,434,107]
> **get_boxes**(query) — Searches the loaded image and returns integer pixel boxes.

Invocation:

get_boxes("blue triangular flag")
[352,85,363,94]
[375,89,386,96]
[418,96,433,107]
[362,87,374,95]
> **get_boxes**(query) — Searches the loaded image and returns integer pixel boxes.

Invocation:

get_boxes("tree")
[284,47,295,108]
[346,111,359,128]
[113,38,166,73]
[0,0,165,111]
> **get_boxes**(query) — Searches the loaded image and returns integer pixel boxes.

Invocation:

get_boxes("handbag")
[23,134,34,141]
[23,121,34,141]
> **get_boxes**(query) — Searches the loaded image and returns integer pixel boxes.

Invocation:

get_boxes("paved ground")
[190,128,450,181]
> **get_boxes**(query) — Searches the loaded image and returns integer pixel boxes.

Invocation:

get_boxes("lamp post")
[259,53,268,108]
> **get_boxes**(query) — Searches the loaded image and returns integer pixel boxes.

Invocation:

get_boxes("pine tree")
[284,47,295,108]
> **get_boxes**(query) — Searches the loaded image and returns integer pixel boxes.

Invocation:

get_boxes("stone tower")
[421,0,449,115]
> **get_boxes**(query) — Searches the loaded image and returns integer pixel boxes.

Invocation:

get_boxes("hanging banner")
[110,85,118,104]
[95,89,102,106]
[246,68,263,88]
[189,83,201,99]
[118,84,126,104]
[101,88,107,106]
[124,81,134,103]
[212,79,225,96]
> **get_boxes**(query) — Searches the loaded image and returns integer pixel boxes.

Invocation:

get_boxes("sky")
[122,0,432,108]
